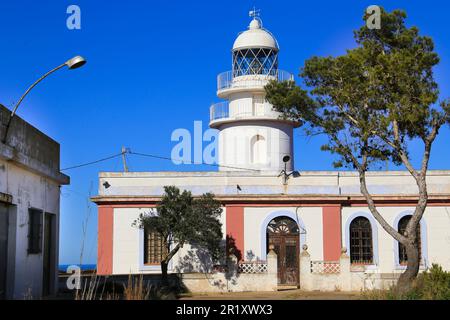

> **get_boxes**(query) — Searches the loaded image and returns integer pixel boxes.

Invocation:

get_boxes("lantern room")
[232,18,279,77]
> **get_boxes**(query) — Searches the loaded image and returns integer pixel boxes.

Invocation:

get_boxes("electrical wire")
[60,149,261,172]
[129,151,260,172]
[61,153,123,171]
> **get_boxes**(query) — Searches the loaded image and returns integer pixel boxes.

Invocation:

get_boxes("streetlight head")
[282,155,291,163]
[66,56,86,69]
[292,171,300,178]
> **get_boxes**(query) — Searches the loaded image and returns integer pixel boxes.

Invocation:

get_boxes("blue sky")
[0,1,449,264]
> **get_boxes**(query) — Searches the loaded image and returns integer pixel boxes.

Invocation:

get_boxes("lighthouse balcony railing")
[210,102,282,122]
[217,69,293,92]
[210,101,229,121]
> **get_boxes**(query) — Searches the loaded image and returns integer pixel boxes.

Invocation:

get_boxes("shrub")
[415,264,450,300]
[363,264,450,300]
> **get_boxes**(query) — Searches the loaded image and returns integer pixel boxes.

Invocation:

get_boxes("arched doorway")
[266,216,300,286]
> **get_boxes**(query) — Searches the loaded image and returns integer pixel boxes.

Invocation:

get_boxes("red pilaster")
[97,205,114,275]
[225,206,245,261]
[322,205,342,261]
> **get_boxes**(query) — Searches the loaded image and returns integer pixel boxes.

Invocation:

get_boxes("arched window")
[267,216,300,236]
[349,217,373,264]
[250,135,266,164]
[398,215,421,265]
[143,229,168,265]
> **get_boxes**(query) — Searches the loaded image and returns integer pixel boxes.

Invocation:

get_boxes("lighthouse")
[210,13,299,172]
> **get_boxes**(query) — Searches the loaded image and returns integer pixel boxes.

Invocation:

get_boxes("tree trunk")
[396,241,420,295]
[160,242,182,288]
[358,169,425,293]
[160,261,169,287]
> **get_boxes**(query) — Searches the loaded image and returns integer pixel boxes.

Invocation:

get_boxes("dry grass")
[123,274,150,300]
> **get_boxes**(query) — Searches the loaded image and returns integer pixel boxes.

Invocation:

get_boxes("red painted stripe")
[97,205,114,275]
[322,206,342,261]
[225,206,244,261]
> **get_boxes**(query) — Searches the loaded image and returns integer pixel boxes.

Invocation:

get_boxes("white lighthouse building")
[93,12,450,293]
[210,16,298,172]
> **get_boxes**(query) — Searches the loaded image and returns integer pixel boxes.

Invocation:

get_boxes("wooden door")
[0,204,8,299]
[42,213,53,296]
[267,217,300,286]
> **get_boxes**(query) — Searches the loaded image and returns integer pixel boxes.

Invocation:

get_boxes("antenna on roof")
[249,7,261,19]
[121,146,130,172]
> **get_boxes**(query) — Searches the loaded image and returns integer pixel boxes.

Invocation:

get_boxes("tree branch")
[359,169,406,244]
[163,242,182,264]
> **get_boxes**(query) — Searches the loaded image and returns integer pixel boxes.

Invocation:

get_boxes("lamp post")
[278,155,300,185]
[2,55,87,144]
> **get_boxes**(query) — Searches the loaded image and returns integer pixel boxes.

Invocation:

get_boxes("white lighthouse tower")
[210,12,299,172]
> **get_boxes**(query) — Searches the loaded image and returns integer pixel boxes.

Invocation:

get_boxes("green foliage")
[414,264,450,299]
[133,186,224,262]
[266,7,450,290]
[265,7,450,171]
[363,264,450,300]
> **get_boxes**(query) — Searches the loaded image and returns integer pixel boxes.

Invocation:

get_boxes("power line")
[61,153,123,171]
[129,151,260,172]
[60,149,261,172]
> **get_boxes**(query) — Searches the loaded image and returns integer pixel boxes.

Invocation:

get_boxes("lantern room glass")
[232,48,278,77]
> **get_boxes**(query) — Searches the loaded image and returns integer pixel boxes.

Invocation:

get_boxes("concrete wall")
[107,202,450,289]
[0,105,66,182]
[218,121,293,172]
[0,104,68,299]
[109,205,325,277]
[243,206,323,262]
[342,206,450,272]
[299,249,400,292]
[111,207,227,275]
[95,169,450,290]
[0,158,61,299]
[95,170,450,198]
[181,252,278,293]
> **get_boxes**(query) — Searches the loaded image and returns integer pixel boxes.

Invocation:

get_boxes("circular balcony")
[217,69,293,98]
[209,101,300,128]
[210,101,229,121]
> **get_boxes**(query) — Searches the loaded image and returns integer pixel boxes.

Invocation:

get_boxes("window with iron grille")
[398,215,421,265]
[28,209,43,254]
[349,217,373,264]
[144,229,168,265]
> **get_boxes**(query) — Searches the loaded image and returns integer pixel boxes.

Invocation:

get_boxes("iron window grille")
[267,216,300,235]
[398,215,422,265]
[349,217,373,264]
[28,208,43,254]
[143,229,168,265]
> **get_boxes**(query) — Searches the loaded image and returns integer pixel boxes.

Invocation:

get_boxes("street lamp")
[2,55,87,143]
[278,155,300,185]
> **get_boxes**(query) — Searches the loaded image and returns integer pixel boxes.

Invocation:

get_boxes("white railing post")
[267,245,278,291]
[300,244,312,291]
[227,254,238,278]
[339,247,351,291]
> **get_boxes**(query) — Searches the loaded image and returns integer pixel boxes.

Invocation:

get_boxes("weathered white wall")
[112,207,141,274]
[341,206,450,273]
[0,159,61,299]
[97,170,450,198]
[218,121,293,172]
[112,203,450,278]
[420,207,450,269]
[243,206,323,262]
[112,206,227,275]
